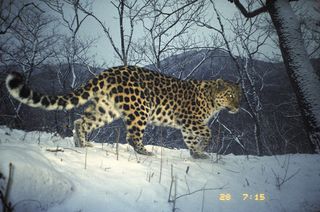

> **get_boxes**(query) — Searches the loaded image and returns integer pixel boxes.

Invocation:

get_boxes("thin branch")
[229,0,267,18]
[173,183,228,201]
[0,2,43,35]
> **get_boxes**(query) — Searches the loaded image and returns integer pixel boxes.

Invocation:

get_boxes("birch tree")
[229,0,320,152]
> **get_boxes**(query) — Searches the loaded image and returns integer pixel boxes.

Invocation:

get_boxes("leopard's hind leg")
[74,98,121,147]
[124,111,152,156]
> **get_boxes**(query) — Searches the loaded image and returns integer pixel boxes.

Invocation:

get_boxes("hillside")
[0,127,320,212]
[0,51,319,155]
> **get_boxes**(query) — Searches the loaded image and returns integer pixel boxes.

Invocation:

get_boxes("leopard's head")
[213,79,241,114]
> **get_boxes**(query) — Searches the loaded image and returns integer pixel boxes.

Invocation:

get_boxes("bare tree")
[0,5,59,128]
[0,0,40,35]
[229,0,320,152]
[228,7,269,155]
[43,0,91,89]
[109,0,151,65]
[195,0,268,155]
[1,7,58,79]
[294,4,320,58]
[137,0,206,70]
[78,0,150,65]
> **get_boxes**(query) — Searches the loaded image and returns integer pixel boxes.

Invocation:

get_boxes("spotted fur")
[6,66,241,158]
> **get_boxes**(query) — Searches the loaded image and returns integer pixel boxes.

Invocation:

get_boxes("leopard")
[5,65,241,159]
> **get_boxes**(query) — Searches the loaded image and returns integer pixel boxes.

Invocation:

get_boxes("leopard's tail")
[5,72,95,110]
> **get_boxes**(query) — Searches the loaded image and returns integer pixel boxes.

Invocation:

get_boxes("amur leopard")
[6,65,241,159]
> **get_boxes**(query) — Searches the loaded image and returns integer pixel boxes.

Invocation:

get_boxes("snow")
[1,126,320,212]
[0,144,73,212]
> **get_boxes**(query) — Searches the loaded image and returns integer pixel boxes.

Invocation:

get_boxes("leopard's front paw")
[85,142,94,147]
[190,151,209,159]
[134,147,154,156]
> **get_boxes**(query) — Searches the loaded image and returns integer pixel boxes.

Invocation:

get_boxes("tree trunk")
[119,0,127,65]
[266,0,320,152]
[71,35,77,89]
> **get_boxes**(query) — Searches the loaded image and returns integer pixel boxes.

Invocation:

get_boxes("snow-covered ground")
[0,126,320,212]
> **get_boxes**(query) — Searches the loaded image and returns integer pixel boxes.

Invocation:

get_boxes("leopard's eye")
[229,94,233,98]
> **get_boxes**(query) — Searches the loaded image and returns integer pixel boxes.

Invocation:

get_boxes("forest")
[1,1,320,212]
[0,0,320,156]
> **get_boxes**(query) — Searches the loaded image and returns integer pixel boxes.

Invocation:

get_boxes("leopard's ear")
[216,79,225,90]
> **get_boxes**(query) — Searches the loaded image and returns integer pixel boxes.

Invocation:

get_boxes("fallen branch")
[46,147,64,152]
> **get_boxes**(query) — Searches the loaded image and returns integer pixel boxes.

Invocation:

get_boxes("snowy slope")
[0,126,320,212]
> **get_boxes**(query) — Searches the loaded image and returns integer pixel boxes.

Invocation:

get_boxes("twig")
[147,171,154,182]
[282,168,301,184]
[174,183,229,201]
[84,147,88,169]
[173,176,177,212]
[201,186,206,212]
[159,128,163,183]
[167,164,178,212]
[135,189,143,202]
[186,166,190,174]
[116,128,120,160]
[245,178,250,186]
[271,154,301,190]
[168,164,175,202]
[271,168,300,190]
[0,163,14,212]
[168,166,173,201]
[37,131,41,145]
[184,175,191,194]
[4,163,13,209]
